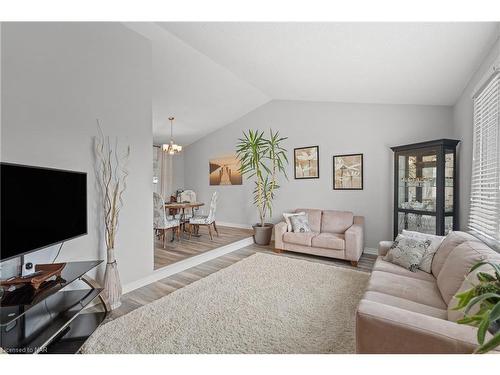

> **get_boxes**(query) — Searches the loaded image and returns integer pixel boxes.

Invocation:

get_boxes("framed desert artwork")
[333,153,363,190]
[209,154,243,186]
[294,146,319,179]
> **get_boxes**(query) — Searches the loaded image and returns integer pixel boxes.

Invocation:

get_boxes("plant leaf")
[475,331,500,354]
[465,293,500,315]
[477,317,489,345]
[488,301,500,322]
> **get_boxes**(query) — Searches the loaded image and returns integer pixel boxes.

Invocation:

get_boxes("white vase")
[103,247,122,310]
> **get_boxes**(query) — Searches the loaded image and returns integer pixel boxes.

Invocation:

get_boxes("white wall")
[453,32,500,230]
[184,100,454,248]
[1,23,154,285]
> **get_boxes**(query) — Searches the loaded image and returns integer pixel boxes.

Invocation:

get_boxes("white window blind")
[469,71,500,246]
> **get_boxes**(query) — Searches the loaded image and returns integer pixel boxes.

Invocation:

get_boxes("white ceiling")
[127,22,499,145]
[124,22,270,146]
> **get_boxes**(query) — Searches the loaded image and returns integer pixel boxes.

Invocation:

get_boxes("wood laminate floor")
[103,242,376,321]
[154,225,253,270]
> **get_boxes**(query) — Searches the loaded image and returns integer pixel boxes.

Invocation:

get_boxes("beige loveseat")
[274,208,364,266]
[356,231,500,354]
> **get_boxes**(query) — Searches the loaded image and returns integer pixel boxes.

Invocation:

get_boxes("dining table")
[164,201,205,240]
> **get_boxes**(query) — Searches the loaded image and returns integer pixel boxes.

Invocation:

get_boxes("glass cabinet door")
[444,149,455,233]
[393,139,459,238]
[396,148,438,234]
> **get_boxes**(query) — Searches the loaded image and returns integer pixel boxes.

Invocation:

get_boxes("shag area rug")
[82,253,369,354]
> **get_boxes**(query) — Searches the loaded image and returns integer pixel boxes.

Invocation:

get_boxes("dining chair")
[188,191,219,240]
[179,189,197,219]
[153,192,181,248]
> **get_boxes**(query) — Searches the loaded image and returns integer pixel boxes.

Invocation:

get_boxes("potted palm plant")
[453,261,500,353]
[236,129,288,245]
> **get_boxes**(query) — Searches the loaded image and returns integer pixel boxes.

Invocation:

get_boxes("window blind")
[469,71,500,245]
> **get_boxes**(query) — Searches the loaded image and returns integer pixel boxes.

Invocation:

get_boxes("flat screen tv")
[1,163,87,261]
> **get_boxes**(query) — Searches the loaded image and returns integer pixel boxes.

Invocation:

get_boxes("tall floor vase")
[103,248,122,310]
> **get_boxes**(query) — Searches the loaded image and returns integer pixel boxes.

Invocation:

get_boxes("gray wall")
[453,34,500,230]
[1,23,154,285]
[183,100,454,249]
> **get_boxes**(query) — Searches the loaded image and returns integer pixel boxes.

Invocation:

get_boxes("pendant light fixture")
[162,117,182,155]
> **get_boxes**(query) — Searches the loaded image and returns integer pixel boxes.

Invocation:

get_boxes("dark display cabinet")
[391,139,460,238]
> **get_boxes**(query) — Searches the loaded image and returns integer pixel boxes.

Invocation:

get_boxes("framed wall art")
[333,153,363,190]
[209,154,243,185]
[294,146,319,179]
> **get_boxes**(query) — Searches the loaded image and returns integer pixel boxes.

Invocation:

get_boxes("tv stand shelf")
[0,260,107,354]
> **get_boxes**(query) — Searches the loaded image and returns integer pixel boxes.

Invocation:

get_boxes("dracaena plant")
[453,261,500,354]
[236,129,288,227]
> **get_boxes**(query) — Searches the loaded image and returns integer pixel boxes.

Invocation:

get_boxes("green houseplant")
[236,129,288,245]
[453,261,500,353]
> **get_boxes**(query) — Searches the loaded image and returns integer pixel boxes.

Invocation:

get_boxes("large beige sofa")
[356,231,500,354]
[274,208,364,266]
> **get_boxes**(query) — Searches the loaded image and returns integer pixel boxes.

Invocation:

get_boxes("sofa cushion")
[367,270,446,310]
[436,240,500,305]
[311,233,345,250]
[448,263,499,322]
[283,231,318,246]
[363,291,447,319]
[321,210,353,234]
[296,208,322,232]
[431,231,479,277]
[373,257,436,282]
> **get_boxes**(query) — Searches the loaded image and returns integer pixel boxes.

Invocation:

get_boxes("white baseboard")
[363,247,378,255]
[122,236,254,294]
[217,221,254,230]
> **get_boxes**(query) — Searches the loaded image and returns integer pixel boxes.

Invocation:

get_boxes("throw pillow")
[283,212,305,232]
[290,213,311,233]
[402,230,445,273]
[384,234,431,272]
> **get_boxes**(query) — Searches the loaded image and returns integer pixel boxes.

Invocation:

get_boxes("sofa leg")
[274,248,282,254]
[350,261,358,267]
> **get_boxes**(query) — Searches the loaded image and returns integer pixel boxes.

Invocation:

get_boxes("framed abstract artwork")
[209,154,243,185]
[294,146,319,179]
[333,153,363,190]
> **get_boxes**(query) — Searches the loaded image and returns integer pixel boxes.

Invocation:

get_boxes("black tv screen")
[1,163,87,261]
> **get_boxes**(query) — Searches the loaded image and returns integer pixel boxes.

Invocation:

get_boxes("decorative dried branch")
[94,120,130,250]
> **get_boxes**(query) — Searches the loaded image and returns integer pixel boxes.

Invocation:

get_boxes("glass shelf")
[0,288,103,353]
[43,311,107,354]
[1,260,103,325]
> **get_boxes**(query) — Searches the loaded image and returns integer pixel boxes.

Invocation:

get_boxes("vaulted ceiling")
[126,22,499,146]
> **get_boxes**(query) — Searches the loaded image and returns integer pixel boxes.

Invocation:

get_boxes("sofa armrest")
[345,218,364,262]
[274,221,288,249]
[378,241,393,256]
[356,299,494,354]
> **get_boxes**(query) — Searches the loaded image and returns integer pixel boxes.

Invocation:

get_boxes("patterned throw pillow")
[384,235,431,272]
[290,213,311,233]
[283,212,305,232]
[402,230,445,273]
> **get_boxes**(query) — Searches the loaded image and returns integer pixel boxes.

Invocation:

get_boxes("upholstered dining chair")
[179,189,197,219]
[188,191,218,240]
[153,192,181,248]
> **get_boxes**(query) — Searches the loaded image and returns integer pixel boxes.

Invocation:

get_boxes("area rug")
[81,253,369,354]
